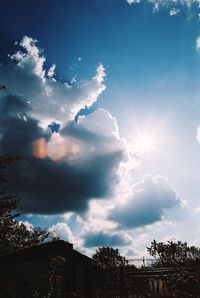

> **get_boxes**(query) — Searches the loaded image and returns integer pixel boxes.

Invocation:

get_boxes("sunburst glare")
[134,133,157,154]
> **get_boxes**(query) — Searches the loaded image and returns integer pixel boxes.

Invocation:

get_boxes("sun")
[134,133,156,154]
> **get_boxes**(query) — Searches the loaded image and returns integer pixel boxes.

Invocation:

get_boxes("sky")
[1,0,200,260]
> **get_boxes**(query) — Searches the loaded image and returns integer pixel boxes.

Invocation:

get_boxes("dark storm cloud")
[0,94,29,117]
[0,95,50,154]
[7,150,122,214]
[84,231,132,247]
[109,175,183,229]
[0,95,123,214]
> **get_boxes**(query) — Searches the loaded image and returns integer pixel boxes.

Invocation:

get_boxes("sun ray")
[134,133,157,154]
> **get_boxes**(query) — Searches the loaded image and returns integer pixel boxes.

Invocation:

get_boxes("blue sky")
[1,0,200,258]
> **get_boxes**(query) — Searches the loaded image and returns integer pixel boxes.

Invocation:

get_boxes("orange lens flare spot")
[47,136,67,162]
[32,138,47,159]
[71,144,79,154]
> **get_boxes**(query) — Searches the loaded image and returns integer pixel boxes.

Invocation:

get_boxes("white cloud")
[47,64,56,78]
[127,0,141,4]
[10,36,46,81]
[161,234,180,242]
[49,222,75,243]
[1,36,106,125]
[77,199,117,234]
[79,108,119,138]
[49,222,85,250]
[169,8,180,16]
[19,220,33,231]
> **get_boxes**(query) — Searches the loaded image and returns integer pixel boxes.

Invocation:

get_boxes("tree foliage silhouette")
[0,155,54,256]
[147,239,200,267]
[92,247,129,297]
[92,246,128,269]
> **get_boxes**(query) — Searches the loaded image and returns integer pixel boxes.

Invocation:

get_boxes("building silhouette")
[0,240,94,298]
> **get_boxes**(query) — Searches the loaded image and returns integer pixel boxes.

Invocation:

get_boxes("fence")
[128,257,156,268]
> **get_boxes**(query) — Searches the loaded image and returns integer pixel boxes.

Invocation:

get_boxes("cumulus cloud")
[0,36,127,215]
[109,175,182,229]
[73,175,182,253]
[78,108,119,138]
[1,36,106,124]
[83,230,132,247]
[48,222,83,249]
[49,222,75,242]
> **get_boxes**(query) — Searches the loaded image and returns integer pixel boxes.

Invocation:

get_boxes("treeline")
[147,239,200,268]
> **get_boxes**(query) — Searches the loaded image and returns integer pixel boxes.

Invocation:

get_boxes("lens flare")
[32,138,47,159]
[47,134,81,162]
[47,134,67,161]
[71,144,80,154]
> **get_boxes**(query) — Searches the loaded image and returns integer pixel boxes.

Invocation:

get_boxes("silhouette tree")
[147,239,200,267]
[92,247,129,297]
[92,247,128,269]
[0,155,54,256]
